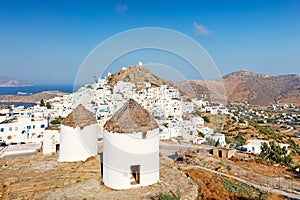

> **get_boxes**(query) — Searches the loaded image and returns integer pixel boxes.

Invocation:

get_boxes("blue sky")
[0,0,299,84]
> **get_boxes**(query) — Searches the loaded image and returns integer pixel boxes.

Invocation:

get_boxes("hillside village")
[0,63,300,199]
[1,64,300,157]
[0,63,230,149]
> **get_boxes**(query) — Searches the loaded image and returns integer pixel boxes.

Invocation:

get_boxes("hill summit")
[106,63,172,87]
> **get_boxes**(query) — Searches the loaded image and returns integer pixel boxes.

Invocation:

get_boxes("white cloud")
[193,22,212,35]
[114,3,128,13]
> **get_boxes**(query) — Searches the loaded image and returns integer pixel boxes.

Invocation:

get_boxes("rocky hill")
[0,76,32,87]
[176,70,300,105]
[0,91,67,103]
[106,65,172,87]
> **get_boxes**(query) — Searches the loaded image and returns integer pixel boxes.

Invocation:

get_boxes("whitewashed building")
[0,117,48,144]
[207,133,226,147]
[243,139,289,154]
[43,126,60,155]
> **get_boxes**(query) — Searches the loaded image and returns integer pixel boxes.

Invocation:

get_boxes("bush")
[203,116,210,123]
[50,120,61,125]
[156,190,181,200]
[238,118,245,123]
[234,135,246,146]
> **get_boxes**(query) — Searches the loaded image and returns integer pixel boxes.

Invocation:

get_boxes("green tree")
[259,142,292,167]
[40,99,45,107]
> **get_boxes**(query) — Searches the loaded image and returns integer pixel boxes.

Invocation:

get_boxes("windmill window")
[130,165,140,185]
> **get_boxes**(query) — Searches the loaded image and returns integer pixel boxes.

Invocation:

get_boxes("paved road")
[5,152,35,160]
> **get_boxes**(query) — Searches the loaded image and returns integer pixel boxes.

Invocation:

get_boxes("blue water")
[0,84,75,95]
[0,85,76,108]
[0,102,37,108]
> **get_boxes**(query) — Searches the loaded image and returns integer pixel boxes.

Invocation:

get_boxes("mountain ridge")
[176,71,300,105]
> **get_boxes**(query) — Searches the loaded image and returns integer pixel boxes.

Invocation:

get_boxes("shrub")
[156,190,181,200]
[203,116,210,123]
[50,120,61,125]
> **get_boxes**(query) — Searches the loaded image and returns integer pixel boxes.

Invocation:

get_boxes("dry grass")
[185,168,263,200]
[104,98,158,135]
[231,159,297,180]
[264,192,285,200]
[62,104,96,128]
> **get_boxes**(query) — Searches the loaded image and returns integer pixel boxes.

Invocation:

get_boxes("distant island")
[0,76,33,87]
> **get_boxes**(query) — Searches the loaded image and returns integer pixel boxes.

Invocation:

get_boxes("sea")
[0,84,75,108]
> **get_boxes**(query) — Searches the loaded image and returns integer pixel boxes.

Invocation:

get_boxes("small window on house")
[27,126,31,129]
[41,124,45,128]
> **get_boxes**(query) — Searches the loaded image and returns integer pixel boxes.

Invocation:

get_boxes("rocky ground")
[0,151,198,200]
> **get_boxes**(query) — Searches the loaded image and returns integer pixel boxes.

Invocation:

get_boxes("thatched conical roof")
[62,104,96,128]
[104,98,158,135]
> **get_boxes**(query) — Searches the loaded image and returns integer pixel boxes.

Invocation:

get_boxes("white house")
[191,116,204,127]
[102,98,159,190]
[0,117,48,144]
[43,126,60,155]
[243,139,289,154]
[193,136,206,144]
[207,133,226,147]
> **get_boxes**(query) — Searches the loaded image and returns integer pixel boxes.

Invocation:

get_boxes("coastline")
[0,99,37,103]
[0,91,69,104]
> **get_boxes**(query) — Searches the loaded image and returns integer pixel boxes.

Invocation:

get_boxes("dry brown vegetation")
[104,98,158,135]
[106,65,172,87]
[184,168,278,200]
